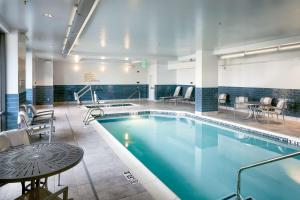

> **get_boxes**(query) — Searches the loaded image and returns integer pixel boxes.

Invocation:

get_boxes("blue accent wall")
[26,89,33,104]
[6,94,19,129]
[195,87,218,112]
[218,86,300,117]
[155,85,195,100]
[53,84,148,102]
[34,86,53,105]
[19,91,26,105]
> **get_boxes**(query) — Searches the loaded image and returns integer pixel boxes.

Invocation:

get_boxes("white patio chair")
[218,93,228,111]
[28,104,55,120]
[18,111,53,143]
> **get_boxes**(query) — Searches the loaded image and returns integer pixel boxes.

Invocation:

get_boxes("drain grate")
[123,171,138,184]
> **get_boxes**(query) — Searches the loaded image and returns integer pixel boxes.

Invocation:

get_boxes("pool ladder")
[221,151,300,200]
[83,106,105,125]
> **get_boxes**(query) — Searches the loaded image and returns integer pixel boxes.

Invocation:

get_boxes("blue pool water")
[99,114,300,200]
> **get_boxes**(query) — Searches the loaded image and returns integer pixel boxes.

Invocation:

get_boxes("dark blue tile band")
[6,93,19,129]
[34,86,53,105]
[53,84,148,102]
[26,89,33,104]
[195,87,218,112]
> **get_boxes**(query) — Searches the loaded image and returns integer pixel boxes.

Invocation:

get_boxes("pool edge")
[90,119,179,200]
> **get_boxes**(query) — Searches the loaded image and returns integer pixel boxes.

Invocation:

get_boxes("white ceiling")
[0,0,74,58]
[1,0,300,60]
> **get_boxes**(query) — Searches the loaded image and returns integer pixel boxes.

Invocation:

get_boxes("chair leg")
[58,173,61,186]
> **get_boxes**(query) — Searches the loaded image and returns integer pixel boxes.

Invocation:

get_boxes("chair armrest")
[37,110,54,115]
[27,123,50,130]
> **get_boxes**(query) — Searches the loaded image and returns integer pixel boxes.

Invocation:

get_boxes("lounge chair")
[170,86,193,105]
[160,86,181,103]
[218,93,228,111]
[18,111,54,143]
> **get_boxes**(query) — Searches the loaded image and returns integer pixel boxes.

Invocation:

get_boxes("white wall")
[176,68,195,85]
[35,58,53,86]
[53,60,148,85]
[157,62,176,84]
[218,50,300,89]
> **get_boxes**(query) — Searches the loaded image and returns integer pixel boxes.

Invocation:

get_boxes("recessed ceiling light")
[100,56,106,60]
[124,57,129,61]
[43,13,54,18]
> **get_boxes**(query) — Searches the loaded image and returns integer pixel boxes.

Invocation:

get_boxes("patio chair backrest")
[18,111,31,128]
[0,134,11,152]
[276,99,286,109]
[1,129,30,147]
[19,104,28,113]
[260,97,272,105]
[28,104,38,116]
[173,86,181,97]
[235,96,248,104]
[184,87,193,99]
[219,93,228,103]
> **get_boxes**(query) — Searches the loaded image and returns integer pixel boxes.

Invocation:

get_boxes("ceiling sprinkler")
[23,0,28,5]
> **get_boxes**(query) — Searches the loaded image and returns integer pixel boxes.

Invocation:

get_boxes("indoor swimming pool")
[99,113,300,200]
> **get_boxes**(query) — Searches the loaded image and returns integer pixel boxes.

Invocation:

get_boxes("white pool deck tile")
[1,100,300,200]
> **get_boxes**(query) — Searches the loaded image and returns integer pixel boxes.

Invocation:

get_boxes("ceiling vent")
[62,0,100,56]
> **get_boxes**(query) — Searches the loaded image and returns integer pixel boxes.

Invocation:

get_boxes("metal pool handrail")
[236,151,300,200]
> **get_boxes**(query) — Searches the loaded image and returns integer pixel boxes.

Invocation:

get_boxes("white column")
[25,49,33,104]
[148,61,158,101]
[195,50,218,114]
[6,30,19,95]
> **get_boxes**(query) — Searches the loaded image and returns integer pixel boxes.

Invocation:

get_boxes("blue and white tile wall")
[26,89,33,104]
[5,91,27,129]
[218,86,300,117]
[195,87,218,112]
[53,84,148,102]
[34,86,53,105]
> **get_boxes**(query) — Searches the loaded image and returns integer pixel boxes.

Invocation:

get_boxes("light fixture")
[124,57,129,61]
[74,65,80,71]
[245,47,278,55]
[43,13,53,18]
[220,52,245,59]
[125,66,130,72]
[74,55,80,63]
[100,65,105,72]
[100,29,106,47]
[124,33,130,49]
[279,42,300,51]
[100,56,106,60]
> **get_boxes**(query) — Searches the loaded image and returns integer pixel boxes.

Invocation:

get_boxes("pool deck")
[1,100,299,200]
